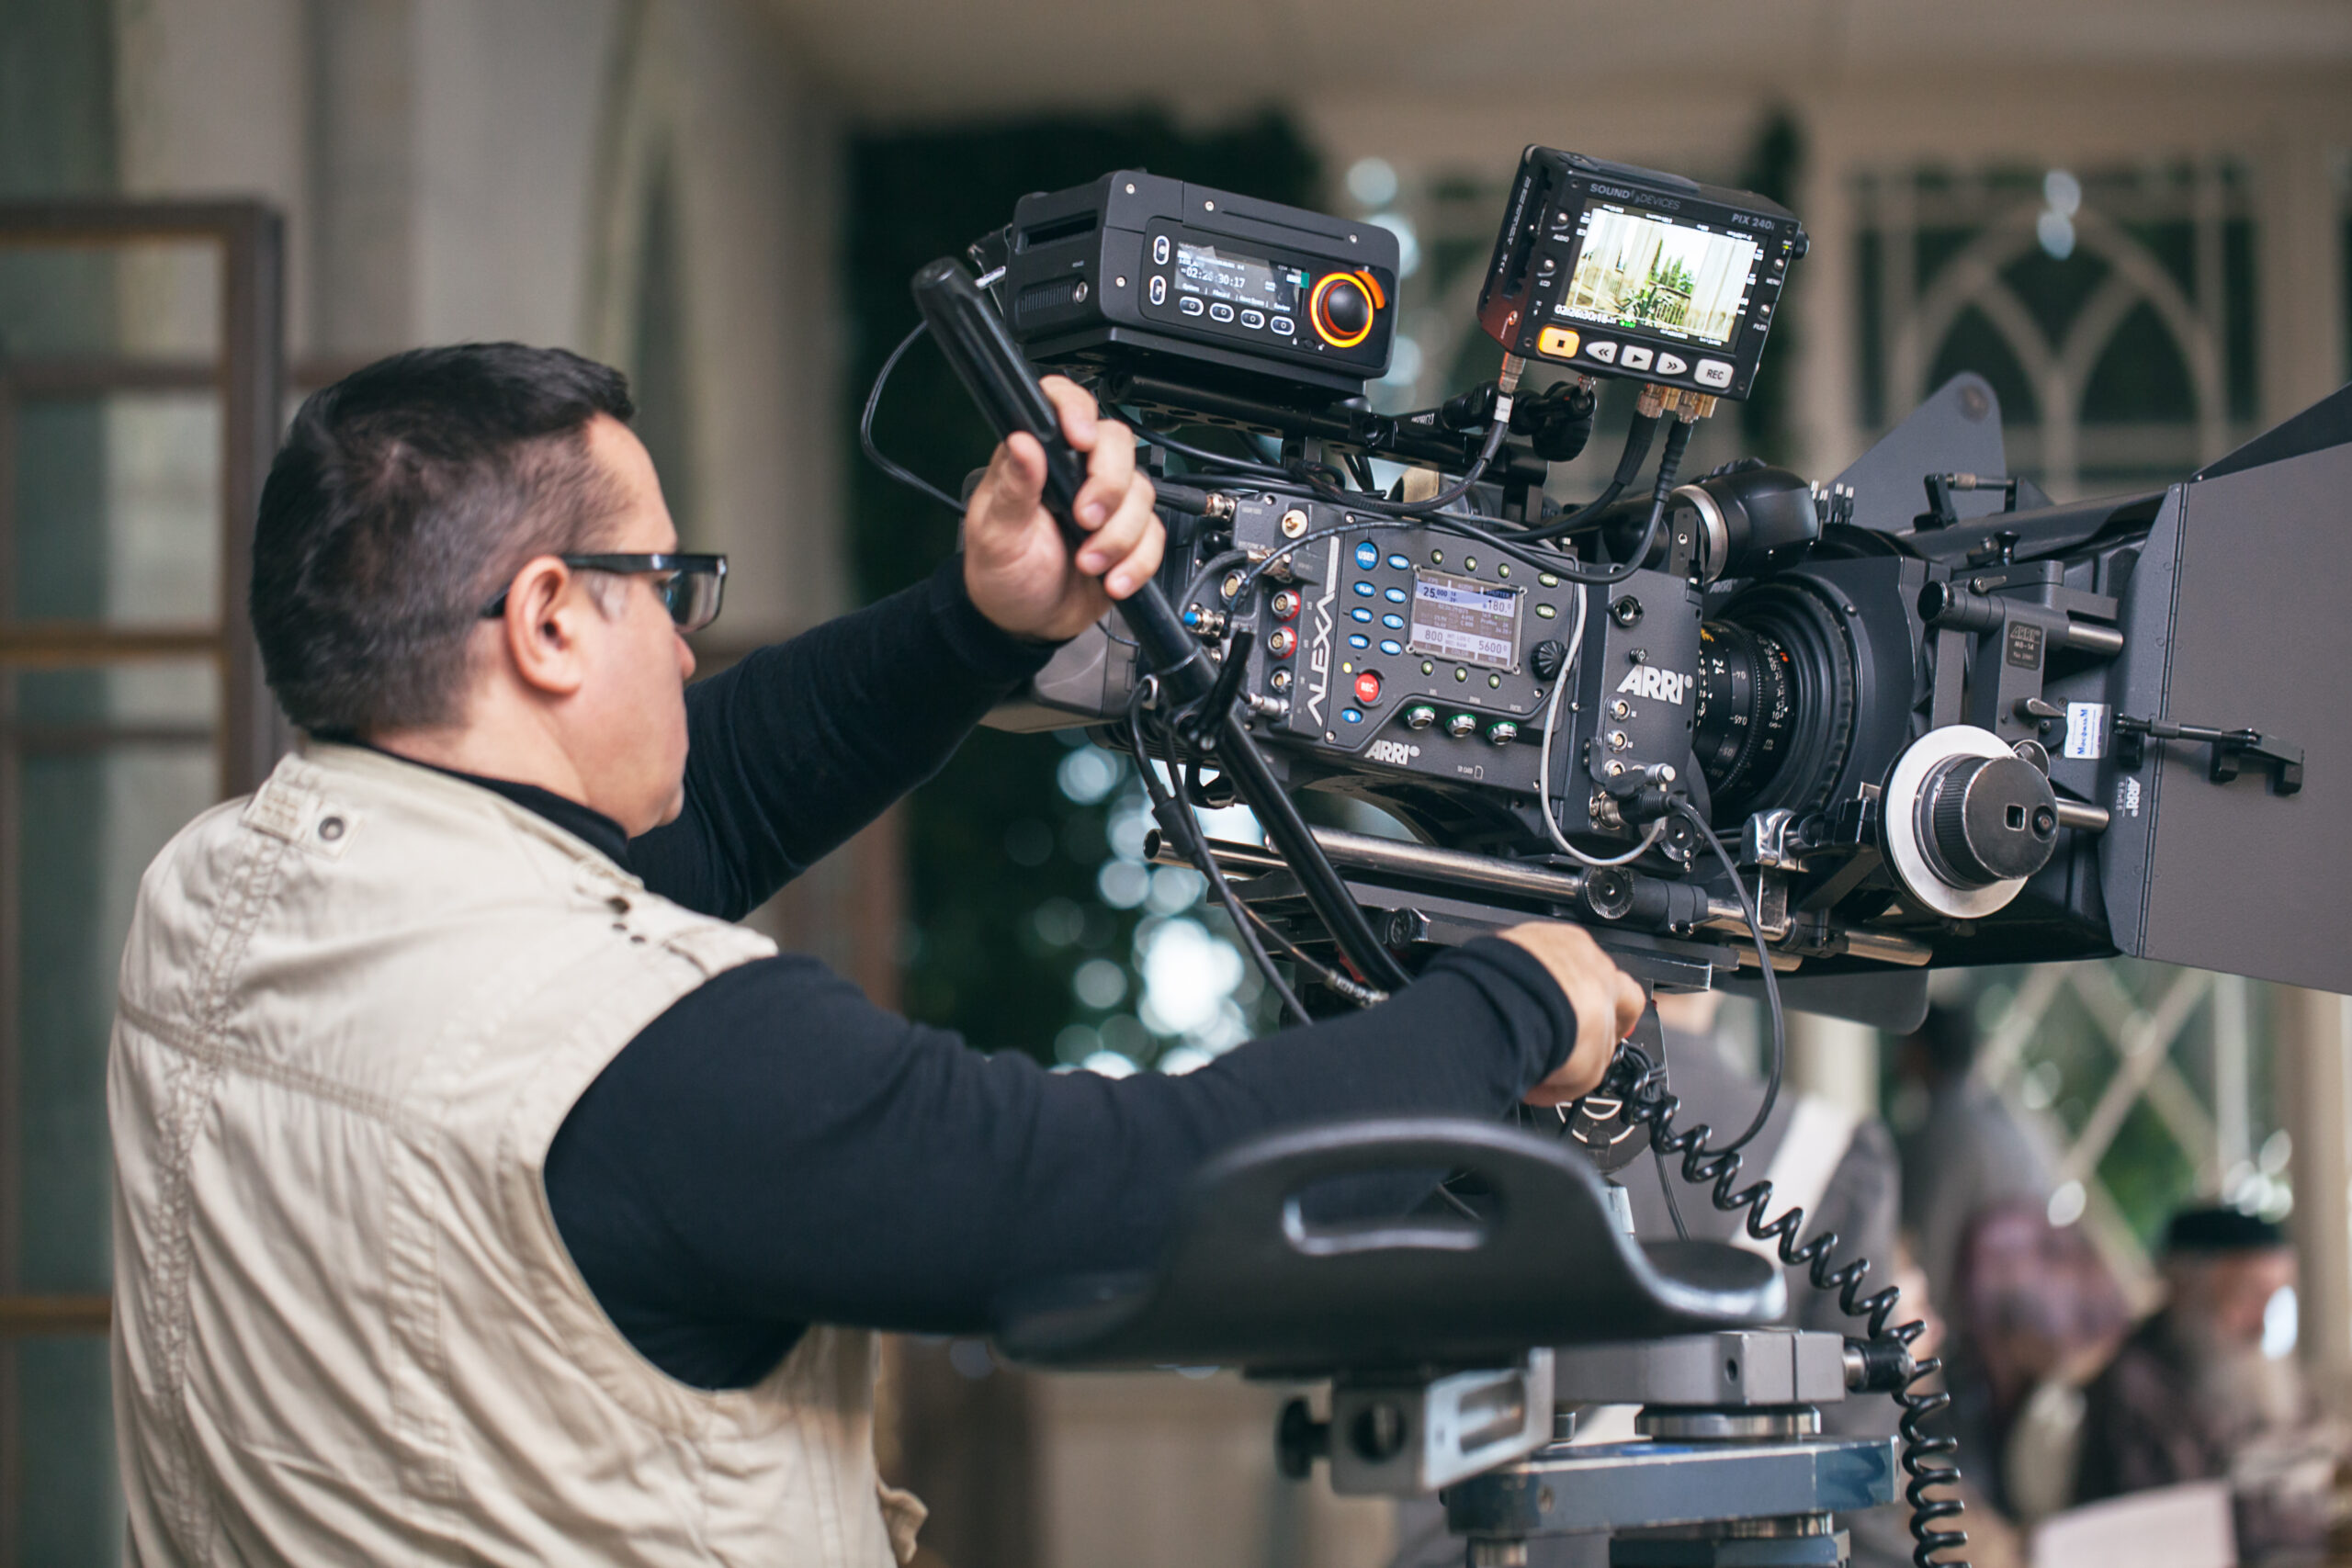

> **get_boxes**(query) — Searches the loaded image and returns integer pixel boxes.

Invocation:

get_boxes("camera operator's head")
[253,344,713,834]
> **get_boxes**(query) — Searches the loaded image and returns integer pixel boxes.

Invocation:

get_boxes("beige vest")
[109,742,922,1565]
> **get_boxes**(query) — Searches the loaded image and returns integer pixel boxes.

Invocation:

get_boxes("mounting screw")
[1386,909,1431,945]
[1275,1398,1330,1480]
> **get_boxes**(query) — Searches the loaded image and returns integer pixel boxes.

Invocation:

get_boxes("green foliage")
[844,111,1318,1062]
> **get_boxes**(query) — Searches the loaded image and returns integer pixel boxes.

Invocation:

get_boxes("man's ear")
[497,557,591,697]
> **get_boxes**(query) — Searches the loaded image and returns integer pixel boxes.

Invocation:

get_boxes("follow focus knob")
[1310,272,1376,348]
[1918,753,2059,887]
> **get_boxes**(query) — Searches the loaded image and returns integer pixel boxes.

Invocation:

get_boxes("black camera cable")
[861,321,967,514]
[1124,679,1319,1026]
[1508,409,1660,542]
[1208,406,1696,609]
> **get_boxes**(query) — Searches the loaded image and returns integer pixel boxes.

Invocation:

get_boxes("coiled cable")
[1600,807,1966,1568]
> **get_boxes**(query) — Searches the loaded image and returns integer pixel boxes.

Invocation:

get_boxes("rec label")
[2064,702,2109,760]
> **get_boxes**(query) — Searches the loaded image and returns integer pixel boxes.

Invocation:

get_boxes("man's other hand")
[964,376,1164,643]
[1500,922,1645,1106]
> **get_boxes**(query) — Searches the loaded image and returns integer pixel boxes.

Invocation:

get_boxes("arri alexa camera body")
[978,148,2348,1017]
[877,146,2352,1568]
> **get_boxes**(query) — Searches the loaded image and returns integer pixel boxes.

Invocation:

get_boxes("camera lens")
[1691,581,1857,824]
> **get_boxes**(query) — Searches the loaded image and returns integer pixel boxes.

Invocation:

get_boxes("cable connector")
[1492,354,1528,429]
[1844,1337,1916,1393]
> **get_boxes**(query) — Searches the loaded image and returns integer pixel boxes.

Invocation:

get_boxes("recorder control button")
[1655,352,1688,377]
[1179,297,1205,317]
[1239,309,1265,330]
[1537,325,1580,360]
[1695,358,1734,389]
[1148,276,1167,305]
[1585,341,1618,364]
[1619,345,1653,371]
[1209,302,1235,323]
[1153,235,1170,265]
[1272,315,1295,336]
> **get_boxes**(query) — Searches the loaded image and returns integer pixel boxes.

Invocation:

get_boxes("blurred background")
[3,2,2351,1564]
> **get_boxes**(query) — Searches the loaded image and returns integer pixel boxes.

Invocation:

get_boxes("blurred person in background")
[2073,1207,2344,1563]
[1893,1003,2057,1317]
[1928,1199,2130,1531]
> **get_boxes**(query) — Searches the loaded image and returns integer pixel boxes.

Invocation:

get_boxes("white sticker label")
[2064,702,2109,760]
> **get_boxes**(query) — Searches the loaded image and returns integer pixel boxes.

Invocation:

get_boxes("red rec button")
[1353,671,1383,704]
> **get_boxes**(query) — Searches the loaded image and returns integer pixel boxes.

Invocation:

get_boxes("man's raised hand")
[963,377,1164,643]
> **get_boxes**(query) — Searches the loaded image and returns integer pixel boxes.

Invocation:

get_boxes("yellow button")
[1537,325,1580,360]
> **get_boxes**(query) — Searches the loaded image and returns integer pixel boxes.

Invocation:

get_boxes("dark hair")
[250,343,636,735]
[2166,1205,2286,1255]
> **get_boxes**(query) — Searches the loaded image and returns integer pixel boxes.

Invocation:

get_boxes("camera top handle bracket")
[910,257,1409,990]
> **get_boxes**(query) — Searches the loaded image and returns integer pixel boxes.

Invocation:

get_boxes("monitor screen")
[1173,242,1307,312]
[1557,202,1760,349]
[1408,572,1521,671]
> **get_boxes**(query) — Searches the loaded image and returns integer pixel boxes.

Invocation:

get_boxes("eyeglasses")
[480,553,729,634]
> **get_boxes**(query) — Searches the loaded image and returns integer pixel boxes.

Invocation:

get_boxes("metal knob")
[1919,753,2060,887]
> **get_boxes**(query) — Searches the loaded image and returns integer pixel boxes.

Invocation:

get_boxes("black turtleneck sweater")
[449,555,1584,1390]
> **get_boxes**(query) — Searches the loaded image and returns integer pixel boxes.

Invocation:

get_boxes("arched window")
[1856,164,2258,498]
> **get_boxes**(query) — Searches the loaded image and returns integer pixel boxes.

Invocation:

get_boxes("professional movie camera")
[866,147,2351,1568]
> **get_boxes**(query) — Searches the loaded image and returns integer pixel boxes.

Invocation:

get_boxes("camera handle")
[910,258,1410,990]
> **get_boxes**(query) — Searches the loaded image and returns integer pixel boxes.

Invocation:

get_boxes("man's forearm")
[628,553,1058,919]
[544,937,1575,1386]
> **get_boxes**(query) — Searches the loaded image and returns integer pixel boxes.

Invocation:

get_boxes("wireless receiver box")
[1001,170,1400,400]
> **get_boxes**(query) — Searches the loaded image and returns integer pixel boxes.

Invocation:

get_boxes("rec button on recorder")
[1537,325,1581,360]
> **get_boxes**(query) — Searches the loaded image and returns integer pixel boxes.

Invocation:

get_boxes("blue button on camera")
[1353,542,1380,570]
[1353,581,1376,597]
[1340,708,1363,724]
[1351,606,1374,623]
[1349,633,1369,649]
[1380,639,1403,656]
[1384,586,1408,603]
[1382,614,1404,629]
[1387,554,1410,570]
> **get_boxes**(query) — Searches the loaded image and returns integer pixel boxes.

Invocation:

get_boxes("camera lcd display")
[1408,572,1521,670]
[1557,203,1760,349]
[1174,242,1307,312]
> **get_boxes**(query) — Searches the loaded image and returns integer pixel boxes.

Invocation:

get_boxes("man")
[108,344,1643,1565]
[2074,1207,2341,1562]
